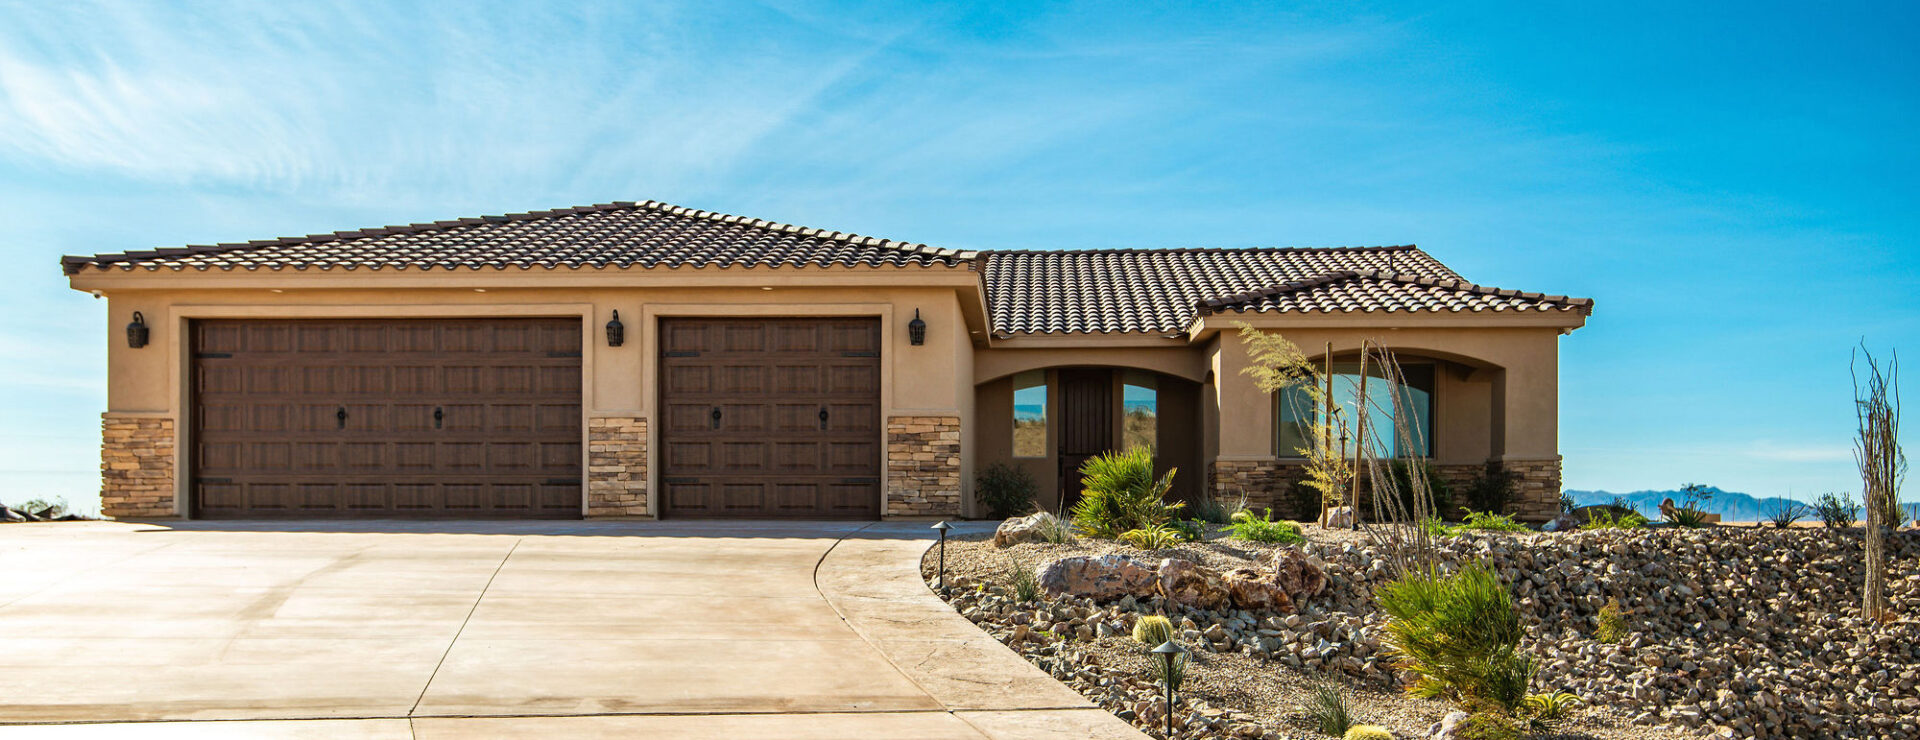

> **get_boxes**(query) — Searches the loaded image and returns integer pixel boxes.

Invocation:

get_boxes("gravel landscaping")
[923,521,1920,739]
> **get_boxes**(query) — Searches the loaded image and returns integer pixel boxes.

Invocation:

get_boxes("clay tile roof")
[60,201,972,274]
[1193,270,1595,320]
[978,246,1575,334]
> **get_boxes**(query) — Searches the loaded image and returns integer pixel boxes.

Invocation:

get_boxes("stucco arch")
[975,346,1208,385]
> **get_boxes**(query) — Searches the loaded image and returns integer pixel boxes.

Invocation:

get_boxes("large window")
[1012,371,1047,458]
[1277,362,1434,458]
[1122,370,1157,453]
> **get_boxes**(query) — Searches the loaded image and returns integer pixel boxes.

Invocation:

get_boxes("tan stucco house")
[63,200,1591,522]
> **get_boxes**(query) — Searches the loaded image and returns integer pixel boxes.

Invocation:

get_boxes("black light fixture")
[931,520,951,594]
[908,309,927,346]
[1151,640,1186,737]
[605,310,624,347]
[126,311,149,349]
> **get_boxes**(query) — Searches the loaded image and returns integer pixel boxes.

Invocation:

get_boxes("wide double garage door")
[191,318,584,519]
[190,316,882,520]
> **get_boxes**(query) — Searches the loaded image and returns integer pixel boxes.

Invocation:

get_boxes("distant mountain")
[1566,487,1920,523]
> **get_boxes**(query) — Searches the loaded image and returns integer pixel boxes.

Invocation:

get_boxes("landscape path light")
[931,520,951,594]
[1151,639,1185,737]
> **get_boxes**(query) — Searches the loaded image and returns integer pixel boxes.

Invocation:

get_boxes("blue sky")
[2,2,1915,512]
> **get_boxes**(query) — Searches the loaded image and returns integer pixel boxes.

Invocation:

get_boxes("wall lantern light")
[605,310,625,347]
[126,311,149,349]
[908,309,927,346]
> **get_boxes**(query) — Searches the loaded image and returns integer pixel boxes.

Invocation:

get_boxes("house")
[62,200,1591,521]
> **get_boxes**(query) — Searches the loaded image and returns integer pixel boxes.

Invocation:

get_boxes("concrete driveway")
[0,520,1140,739]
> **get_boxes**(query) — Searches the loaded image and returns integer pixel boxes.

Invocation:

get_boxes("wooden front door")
[1057,368,1113,509]
[657,318,882,519]
[191,318,584,519]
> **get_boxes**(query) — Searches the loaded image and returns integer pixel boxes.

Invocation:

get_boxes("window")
[1122,370,1157,453]
[1276,362,1434,458]
[1012,371,1047,458]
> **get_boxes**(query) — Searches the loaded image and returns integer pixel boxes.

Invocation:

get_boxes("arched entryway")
[977,365,1202,513]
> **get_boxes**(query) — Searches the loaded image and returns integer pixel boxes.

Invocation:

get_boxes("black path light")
[908,308,927,346]
[1151,640,1185,737]
[605,310,625,347]
[931,520,951,594]
[125,311,149,349]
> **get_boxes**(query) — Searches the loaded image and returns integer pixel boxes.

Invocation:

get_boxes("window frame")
[1274,360,1437,460]
[1011,370,1049,459]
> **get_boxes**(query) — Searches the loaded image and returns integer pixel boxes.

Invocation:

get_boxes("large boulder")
[1270,547,1327,599]
[1425,711,1470,740]
[1037,554,1157,600]
[1223,567,1293,612]
[1321,506,1356,529]
[994,512,1056,547]
[1156,558,1230,610]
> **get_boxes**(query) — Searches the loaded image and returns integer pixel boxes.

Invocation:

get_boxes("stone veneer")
[886,415,962,517]
[1209,456,1565,523]
[586,416,649,517]
[100,414,176,519]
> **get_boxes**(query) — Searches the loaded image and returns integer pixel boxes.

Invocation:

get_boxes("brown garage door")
[191,318,583,519]
[659,318,881,519]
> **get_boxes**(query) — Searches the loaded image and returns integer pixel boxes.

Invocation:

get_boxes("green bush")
[1521,691,1582,726]
[1455,712,1523,740]
[1342,726,1393,740]
[1287,479,1325,521]
[1190,492,1248,524]
[1301,678,1356,736]
[1227,508,1304,543]
[1665,483,1716,528]
[1814,492,1858,528]
[1386,460,1453,518]
[1069,447,1183,538]
[1462,466,1520,515]
[1132,615,1175,646]
[1375,565,1532,712]
[1595,599,1628,643]
[976,462,1038,519]
[1118,523,1185,550]
[1426,511,1528,537]
[1578,509,1647,530]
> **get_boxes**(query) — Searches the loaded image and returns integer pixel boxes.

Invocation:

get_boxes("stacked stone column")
[886,415,961,517]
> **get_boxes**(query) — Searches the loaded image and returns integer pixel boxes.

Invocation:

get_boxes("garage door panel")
[660,317,879,519]
[192,318,582,519]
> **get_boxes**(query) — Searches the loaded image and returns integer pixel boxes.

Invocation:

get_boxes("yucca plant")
[1118,523,1185,550]
[1375,565,1532,712]
[1300,678,1356,736]
[1070,447,1182,538]
[1007,558,1041,603]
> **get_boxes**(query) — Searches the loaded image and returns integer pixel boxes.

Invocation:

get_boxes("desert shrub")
[1763,499,1811,528]
[1558,491,1576,514]
[1227,508,1304,543]
[1286,479,1324,521]
[1118,523,1185,550]
[1579,509,1647,530]
[1376,565,1532,712]
[1301,679,1356,736]
[1455,712,1523,740]
[976,462,1038,519]
[1461,466,1520,515]
[1815,492,1859,528]
[1149,648,1189,692]
[1008,559,1041,602]
[1427,511,1528,537]
[1595,599,1628,643]
[1386,460,1453,518]
[1342,726,1392,740]
[1132,615,1175,646]
[1070,447,1183,538]
[1521,691,1582,727]
[1190,491,1249,524]
[1665,483,1716,528]
[1024,511,1078,544]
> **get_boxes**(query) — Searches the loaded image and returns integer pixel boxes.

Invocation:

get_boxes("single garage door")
[659,318,881,519]
[191,318,583,519]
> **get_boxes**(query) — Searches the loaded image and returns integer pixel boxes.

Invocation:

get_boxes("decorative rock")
[1270,547,1327,599]
[1320,506,1355,529]
[1223,567,1294,612]
[1157,558,1230,610]
[1424,711,1468,740]
[1037,554,1158,600]
[1541,513,1579,532]
[994,512,1056,547]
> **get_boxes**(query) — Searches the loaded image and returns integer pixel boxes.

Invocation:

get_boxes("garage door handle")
[818,406,828,429]
[433,407,443,429]
[336,407,347,429]
[710,406,722,429]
